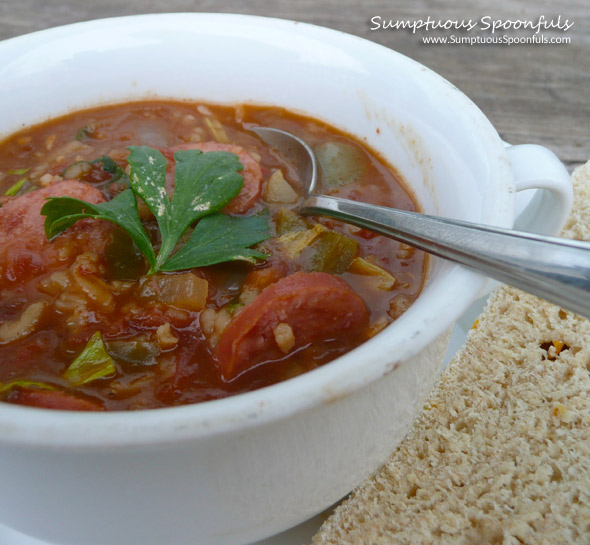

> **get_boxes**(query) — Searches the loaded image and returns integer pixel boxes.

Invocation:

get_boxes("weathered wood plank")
[0,0,588,169]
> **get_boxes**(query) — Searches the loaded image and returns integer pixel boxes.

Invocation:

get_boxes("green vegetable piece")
[308,229,358,274]
[106,339,160,368]
[75,126,91,141]
[64,331,116,386]
[204,117,230,143]
[275,207,308,235]
[127,146,245,269]
[4,177,27,196]
[97,155,126,181]
[0,380,55,395]
[41,188,156,269]
[62,155,126,184]
[277,224,324,259]
[162,212,270,271]
[276,221,357,273]
[7,168,29,176]
[316,141,368,188]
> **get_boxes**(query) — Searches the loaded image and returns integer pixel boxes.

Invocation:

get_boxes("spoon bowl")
[251,126,319,194]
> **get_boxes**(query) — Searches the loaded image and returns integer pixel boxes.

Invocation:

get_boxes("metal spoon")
[252,126,590,319]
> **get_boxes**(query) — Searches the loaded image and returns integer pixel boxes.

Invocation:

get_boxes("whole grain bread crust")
[312,161,590,545]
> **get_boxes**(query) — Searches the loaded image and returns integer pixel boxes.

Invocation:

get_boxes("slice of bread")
[312,161,590,545]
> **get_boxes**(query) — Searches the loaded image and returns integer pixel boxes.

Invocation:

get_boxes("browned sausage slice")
[0,180,111,289]
[216,272,369,379]
[166,142,263,214]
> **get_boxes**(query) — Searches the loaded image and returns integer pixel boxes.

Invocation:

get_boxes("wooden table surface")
[0,0,588,171]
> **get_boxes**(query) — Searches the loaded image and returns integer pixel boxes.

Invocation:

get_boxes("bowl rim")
[0,12,513,447]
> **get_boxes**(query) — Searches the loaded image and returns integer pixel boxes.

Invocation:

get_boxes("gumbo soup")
[0,101,425,411]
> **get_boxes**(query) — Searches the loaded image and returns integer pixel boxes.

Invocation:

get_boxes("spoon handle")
[301,195,590,319]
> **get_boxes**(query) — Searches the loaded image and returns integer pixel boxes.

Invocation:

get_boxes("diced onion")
[71,255,115,310]
[136,122,169,148]
[263,170,298,203]
[0,301,47,345]
[315,141,368,188]
[348,257,397,290]
[139,273,208,311]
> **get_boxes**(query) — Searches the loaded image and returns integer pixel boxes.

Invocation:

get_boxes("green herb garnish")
[41,146,271,274]
[42,187,157,268]
[4,177,27,196]
[4,168,30,197]
[64,331,116,386]
[75,126,90,140]
[162,211,269,271]
[0,380,55,395]
[8,168,30,176]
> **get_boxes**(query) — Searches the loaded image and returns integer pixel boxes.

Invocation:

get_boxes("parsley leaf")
[41,147,270,274]
[41,188,156,269]
[126,146,244,270]
[162,212,270,271]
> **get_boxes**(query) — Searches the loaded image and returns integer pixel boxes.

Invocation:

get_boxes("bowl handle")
[475,143,574,299]
[506,144,573,235]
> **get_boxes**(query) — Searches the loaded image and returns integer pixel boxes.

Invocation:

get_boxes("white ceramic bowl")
[0,13,572,545]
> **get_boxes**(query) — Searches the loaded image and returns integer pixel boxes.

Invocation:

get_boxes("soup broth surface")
[0,101,425,411]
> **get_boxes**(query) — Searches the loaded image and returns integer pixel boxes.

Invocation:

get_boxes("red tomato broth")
[0,101,426,411]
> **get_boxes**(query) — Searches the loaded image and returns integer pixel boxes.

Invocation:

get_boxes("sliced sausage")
[166,142,263,214]
[0,180,111,289]
[6,389,104,411]
[216,272,369,379]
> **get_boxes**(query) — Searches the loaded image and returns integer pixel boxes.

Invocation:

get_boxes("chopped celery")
[4,178,27,196]
[277,224,325,259]
[308,229,358,274]
[7,168,29,176]
[204,117,230,143]
[316,141,368,188]
[64,332,116,386]
[275,208,308,235]
[348,257,397,290]
[277,221,358,274]
[0,380,55,395]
